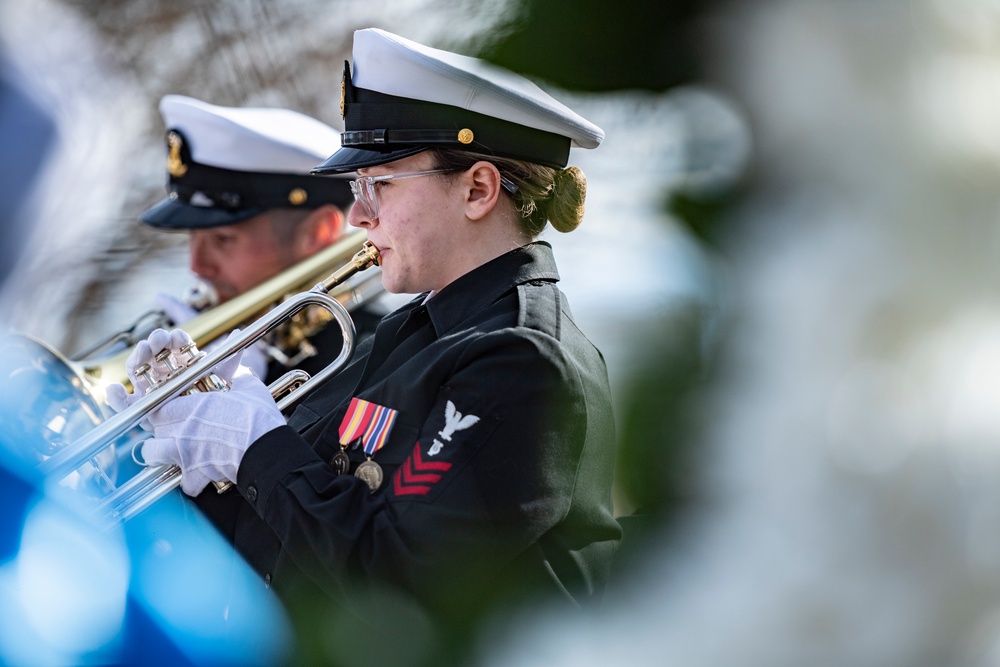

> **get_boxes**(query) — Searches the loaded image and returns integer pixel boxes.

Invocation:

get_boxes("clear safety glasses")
[349,168,520,219]
[349,169,454,219]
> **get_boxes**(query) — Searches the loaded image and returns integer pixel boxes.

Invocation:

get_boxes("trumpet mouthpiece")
[359,241,381,268]
[321,241,381,293]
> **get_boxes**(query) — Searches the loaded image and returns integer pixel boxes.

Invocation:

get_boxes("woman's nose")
[347,201,375,228]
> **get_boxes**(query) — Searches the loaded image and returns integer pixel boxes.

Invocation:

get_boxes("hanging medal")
[354,402,397,492]
[335,397,398,491]
[354,459,383,492]
[329,448,351,476]
[335,397,376,476]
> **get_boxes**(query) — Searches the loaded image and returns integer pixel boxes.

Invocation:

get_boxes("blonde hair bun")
[547,166,587,233]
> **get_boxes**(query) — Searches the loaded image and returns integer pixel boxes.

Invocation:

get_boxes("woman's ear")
[463,161,503,221]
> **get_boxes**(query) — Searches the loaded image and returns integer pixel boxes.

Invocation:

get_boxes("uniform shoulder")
[515,279,569,339]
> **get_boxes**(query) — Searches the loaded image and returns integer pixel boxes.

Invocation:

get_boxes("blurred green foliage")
[480,0,712,92]
[485,0,742,570]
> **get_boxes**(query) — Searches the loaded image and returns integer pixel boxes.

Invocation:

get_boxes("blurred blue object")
[0,57,293,667]
[0,450,293,666]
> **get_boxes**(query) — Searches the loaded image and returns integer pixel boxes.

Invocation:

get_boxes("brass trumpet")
[28,238,381,524]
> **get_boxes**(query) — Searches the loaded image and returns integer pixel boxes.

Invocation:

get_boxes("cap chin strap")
[342,129,469,145]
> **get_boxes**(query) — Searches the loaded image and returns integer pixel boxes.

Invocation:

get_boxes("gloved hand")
[105,328,247,429]
[155,292,270,379]
[140,363,286,495]
[106,328,197,427]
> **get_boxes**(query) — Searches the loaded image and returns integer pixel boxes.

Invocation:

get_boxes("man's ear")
[464,162,503,221]
[297,204,345,254]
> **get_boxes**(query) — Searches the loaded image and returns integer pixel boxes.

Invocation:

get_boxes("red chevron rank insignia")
[393,443,453,496]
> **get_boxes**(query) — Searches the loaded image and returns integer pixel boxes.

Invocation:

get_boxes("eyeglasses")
[349,168,520,219]
[349,169,454,219]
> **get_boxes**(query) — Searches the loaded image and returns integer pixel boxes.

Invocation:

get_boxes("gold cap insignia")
[340,70,347,120]
[166,131,188,178]
[457,128,474,144]
[288,188,308,206]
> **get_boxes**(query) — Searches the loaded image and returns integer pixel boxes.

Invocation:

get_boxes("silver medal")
[354,459,383,493]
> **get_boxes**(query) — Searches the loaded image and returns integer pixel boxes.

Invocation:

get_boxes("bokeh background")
[6,0,1000,665]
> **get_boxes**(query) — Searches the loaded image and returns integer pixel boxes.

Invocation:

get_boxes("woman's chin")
[379,269,403,295]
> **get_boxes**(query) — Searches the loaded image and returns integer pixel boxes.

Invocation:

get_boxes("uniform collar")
[422,241,560,335]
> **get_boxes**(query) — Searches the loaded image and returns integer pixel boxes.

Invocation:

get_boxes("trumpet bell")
[0,334,118,497]
[8,236,381,524]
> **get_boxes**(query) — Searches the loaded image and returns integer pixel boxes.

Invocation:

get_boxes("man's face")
[188,212,299,303]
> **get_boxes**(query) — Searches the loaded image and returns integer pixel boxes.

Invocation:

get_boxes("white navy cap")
[312,28,604,174]
[142,95,354,230]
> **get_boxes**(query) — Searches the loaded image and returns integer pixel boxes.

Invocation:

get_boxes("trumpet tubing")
[36,240,381,525]
[76,230,381,396]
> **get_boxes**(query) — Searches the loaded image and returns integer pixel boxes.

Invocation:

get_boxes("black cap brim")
[311,146,427,174]
[140,197,263,230]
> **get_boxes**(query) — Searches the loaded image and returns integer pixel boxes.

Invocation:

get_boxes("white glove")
[106,328,196,427]
[105,328,246,429]
[140,364,286,496]
[155,291,198,326]
[155,292,269,379]
[106,328,282,496]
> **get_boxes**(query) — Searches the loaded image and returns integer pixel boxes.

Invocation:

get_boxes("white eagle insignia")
[428,400,480,456]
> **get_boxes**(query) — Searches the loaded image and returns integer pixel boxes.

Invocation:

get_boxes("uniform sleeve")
[238,328,597,608]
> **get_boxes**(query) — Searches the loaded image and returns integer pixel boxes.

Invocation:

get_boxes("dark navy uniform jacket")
[196,241,620,623]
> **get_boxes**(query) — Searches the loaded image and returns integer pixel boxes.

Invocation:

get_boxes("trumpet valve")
[178,346,230,394]
[177,342,202,365]
[134,362,157,391]
[155,349,181,378]
[190,372,229,394]
[137,343,230,396]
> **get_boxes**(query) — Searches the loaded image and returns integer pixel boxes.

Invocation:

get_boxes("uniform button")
[264,573,271,589]
[247,485,258,502]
